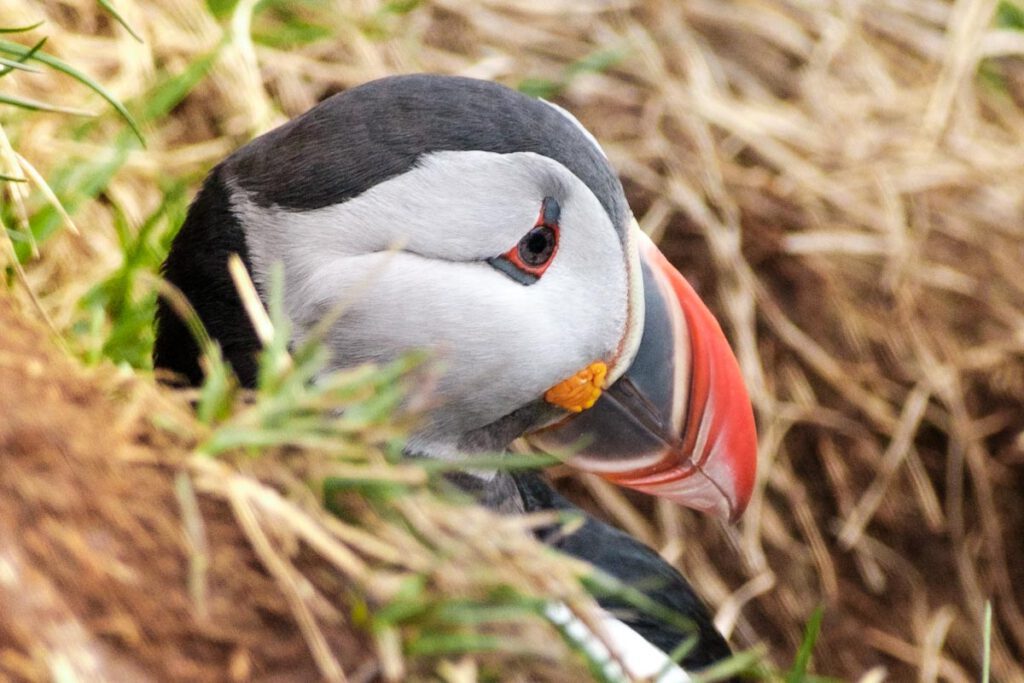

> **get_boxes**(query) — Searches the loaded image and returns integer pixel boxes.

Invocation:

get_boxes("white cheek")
[294,245,625,437]
[236,148,631,443]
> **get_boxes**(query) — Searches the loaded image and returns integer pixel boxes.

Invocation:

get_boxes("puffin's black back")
[513,472,734,671]
[154,74,629,385]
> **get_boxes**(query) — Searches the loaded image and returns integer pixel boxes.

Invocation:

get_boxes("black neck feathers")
[154,166,260,386]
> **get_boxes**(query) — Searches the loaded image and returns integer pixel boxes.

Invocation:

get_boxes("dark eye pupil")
[519,226,555,266]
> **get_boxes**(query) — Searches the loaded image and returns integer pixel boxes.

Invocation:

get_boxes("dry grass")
[0,295,607,682]
[2,0,1024,680]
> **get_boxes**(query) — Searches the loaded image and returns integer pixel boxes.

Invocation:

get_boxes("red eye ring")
[497,197,560,280]
[504,223,559,277]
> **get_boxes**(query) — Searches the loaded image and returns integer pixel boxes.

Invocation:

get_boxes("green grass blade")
[0,38,144,144]
[997,1,1024,29]
[0,172,27,182]
[0,21,44,34]
[405,633,502,656]
[787,606,824,683]
[0,36,46,78]
[0,91,93,115]
[517,78,560,99]
[436,599,544,625]
[15,43,222,260]
[519,47,627,98]
[582,571,704,638]
[690,647,765,682]
[416,452,561,473]
[138,42,223,123]
[381,0,422,15]
[97,0,144,43]
[197,348,239,424]
[565,47,627,79]
[0,55,41,73]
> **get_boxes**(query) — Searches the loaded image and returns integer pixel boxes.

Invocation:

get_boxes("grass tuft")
[0,37,143,143]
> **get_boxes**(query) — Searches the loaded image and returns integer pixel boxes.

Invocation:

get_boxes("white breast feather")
[545,602,691,682]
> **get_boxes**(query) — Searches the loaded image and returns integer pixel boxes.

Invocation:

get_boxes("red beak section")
[529,235,757,521]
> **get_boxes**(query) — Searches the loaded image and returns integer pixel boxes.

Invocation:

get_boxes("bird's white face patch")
[538,99,645,386]
[232,151,630,453]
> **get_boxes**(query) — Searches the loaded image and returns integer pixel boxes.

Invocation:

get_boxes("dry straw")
[2,0,1023,680]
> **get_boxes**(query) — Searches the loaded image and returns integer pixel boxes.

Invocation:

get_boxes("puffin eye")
[518,226,556,267]
[487,197,561,286]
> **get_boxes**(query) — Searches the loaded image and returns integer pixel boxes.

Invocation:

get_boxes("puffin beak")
[530,233,757,522]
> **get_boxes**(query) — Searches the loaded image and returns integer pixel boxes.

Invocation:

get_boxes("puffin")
[154,74,757,680]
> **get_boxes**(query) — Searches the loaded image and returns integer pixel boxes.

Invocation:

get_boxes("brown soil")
[0,296,368,682]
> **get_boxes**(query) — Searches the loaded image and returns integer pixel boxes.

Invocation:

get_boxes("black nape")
[153,166,260,388]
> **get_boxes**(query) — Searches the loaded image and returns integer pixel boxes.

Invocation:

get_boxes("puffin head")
[155,74,756,520]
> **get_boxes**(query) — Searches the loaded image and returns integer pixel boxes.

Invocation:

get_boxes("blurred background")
[2,0,1023,680]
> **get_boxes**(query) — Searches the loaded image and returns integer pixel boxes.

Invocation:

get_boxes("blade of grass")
[0,121,35,258]
[661,633,697,671]
[0,56,41,73]
[518,47,627,98]
[77,185,188,367]
[228,253,276,347]
[0,21,44,34]
[436,598,546,625]
[415,452,561,473]
[97,0,143,43]
[0,211,68,351]
[0,90,93,116]
[138,42,223,123]
[405,633,502,657]
[143,273,238,421]
[13,151,78,235]
[197,345,239,425]
[16,43,222,261]
[787,606,824,683]
[689,647,766,682]
[0,36,45,78]
[582,570,707,639]
[0,38,143,144]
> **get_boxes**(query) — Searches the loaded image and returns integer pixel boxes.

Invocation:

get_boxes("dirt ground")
[0,296,370,682]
